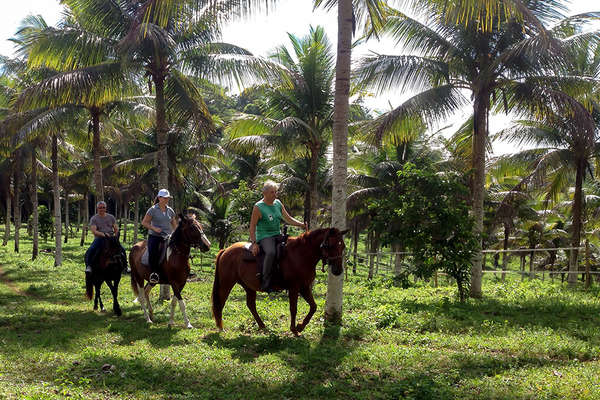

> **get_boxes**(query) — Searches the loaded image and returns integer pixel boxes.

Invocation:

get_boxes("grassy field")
[1,229,600,399]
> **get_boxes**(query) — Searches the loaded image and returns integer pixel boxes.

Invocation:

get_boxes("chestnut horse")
[129,214,210,328]
[85,235,127,316]
[212,228,348,336]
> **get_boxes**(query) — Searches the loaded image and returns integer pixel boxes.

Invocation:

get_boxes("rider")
[142,189,177,284]
[249,181,306,291]
[85,201,122,275]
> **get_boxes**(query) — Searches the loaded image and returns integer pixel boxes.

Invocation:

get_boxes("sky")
[0,0,597,154]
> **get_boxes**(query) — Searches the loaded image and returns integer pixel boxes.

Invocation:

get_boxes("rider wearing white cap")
[141,189,177,283]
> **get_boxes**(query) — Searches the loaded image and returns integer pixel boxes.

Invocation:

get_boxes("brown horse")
[85,235,127,316]
[211,228,348,336]
[129,214,210,328]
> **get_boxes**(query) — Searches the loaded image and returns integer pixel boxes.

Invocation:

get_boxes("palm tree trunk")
[325,0,352,325]
[154,71,171,301]
[91,108,104,202]
[469,90,490,298]
[308,143,320,230]
[3,172,11,246]
[52,134,62,266]
[64,188,69,244]
[123,199,128,244]
[502,225,509,282]
[13,150,21,253]
[80,193,89,246]
[31,147,39,260]
[568,157,585,285]
[352,219,358,274]
[133,195,139,244]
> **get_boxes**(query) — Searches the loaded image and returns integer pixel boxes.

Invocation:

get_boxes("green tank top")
[256,199,282,242]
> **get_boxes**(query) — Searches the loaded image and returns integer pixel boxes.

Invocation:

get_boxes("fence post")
[586,240,591,289]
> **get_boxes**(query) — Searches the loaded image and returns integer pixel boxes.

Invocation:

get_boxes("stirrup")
[149,272,159,284]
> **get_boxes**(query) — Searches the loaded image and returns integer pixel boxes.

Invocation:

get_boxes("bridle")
[319,229,344,272]
[169,220,210,253]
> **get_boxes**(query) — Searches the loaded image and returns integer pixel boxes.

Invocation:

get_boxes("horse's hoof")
[115,309,122,317]
[186,323,194,329]
[295,324,305,333]
[146,319,153,324]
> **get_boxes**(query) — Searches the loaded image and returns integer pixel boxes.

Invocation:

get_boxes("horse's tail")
[211,249,225,330]
[85,271,93,300]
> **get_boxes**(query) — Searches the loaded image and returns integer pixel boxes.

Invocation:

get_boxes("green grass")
[1,228,600,399]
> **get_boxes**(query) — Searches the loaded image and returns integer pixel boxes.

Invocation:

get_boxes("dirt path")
[0,265,29,297]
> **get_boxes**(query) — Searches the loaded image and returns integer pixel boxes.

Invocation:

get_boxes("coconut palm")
[354,0,599,296]
[228,26,338,229]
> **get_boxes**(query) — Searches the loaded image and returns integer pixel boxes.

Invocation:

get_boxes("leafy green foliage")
[370,163,478,301]
[27,205,53,242]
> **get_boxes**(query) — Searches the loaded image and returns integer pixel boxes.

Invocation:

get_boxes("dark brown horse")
[212,228,348,336]
[85,236,127,316]
[129,214,210,328]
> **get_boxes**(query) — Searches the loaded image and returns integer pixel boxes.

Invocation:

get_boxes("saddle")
[141,238,169,267]
[243,229,288,274]
[90,237,127,273]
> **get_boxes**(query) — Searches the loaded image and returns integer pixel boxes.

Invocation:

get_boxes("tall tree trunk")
[154,70,171,301]
[469,90,490,298]
[91,108,104,201]
[568,157,585,285]
[52,134,62,266]
[352,219,358,274]
[325,0,352,324]
[393,242,404,276]
[123,199,128,244]
[3,171,11,246]
[502,224,509,282]
[80,193,89,246]
[64,188,69,244]
[31,148,39,260]
[13,150,21,253]
[133,195,139,244]
[308,143,320,230]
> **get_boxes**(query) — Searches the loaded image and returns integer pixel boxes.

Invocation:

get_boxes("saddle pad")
[141,245,169,266]
[141,248,150,266]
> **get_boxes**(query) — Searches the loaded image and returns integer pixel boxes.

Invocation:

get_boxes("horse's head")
[176,213,211,252]
[319,228,349,276]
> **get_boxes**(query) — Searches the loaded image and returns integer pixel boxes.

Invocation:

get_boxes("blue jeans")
[85,238,104,267]
[147,235,164,274]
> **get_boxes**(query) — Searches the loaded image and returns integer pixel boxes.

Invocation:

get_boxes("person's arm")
[281,203,307,230]
[112,217,119,235]
[142,213,161,234]
[249,205,261,255]
[90,224,106,238]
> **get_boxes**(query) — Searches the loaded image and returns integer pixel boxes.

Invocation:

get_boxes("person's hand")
[153,227,162,234]
[251,243,259,256]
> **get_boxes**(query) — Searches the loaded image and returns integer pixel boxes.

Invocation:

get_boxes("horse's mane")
[289,228,331,248]
[168,217,187,249]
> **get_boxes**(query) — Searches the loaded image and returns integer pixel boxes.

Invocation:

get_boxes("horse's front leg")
[296,286,317,333]
[288,288,300,336]
[106,280,122,317]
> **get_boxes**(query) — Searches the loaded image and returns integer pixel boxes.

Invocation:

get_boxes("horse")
[129,214,210,328]
[85,235,127,316]
[211,227,348,336]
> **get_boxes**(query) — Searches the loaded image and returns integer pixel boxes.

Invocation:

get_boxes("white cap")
[157,189,171,198]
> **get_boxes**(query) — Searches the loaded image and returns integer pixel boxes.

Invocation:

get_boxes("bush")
[28,205,53,242]
[370,163,478,301]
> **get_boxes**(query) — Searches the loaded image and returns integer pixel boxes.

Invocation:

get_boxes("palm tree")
[354,0,598,297]
[228,26,337,229]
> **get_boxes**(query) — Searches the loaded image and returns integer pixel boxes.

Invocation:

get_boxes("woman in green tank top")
[249,180,306,291]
